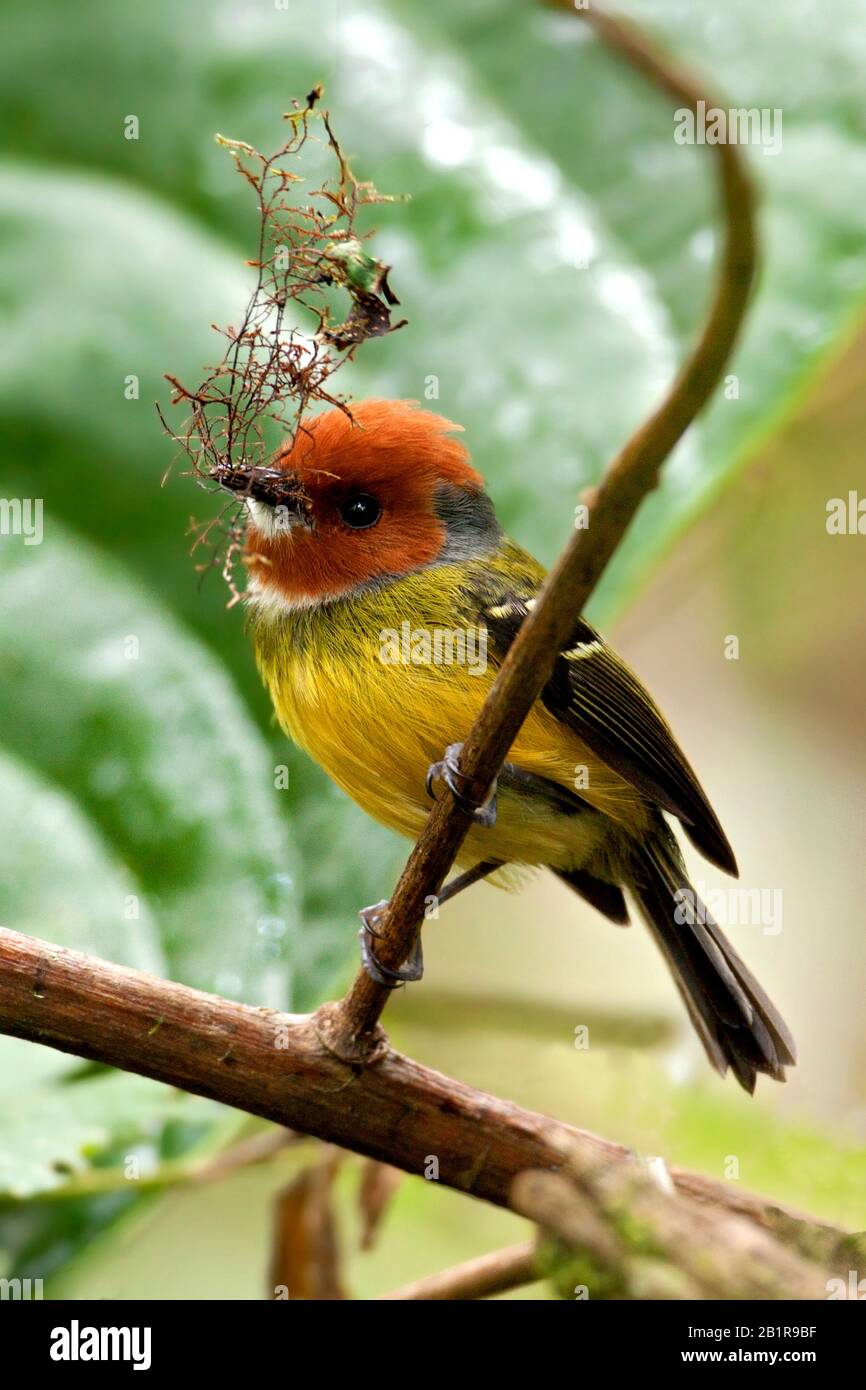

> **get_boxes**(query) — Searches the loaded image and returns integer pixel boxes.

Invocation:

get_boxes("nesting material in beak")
[212,463,312,527]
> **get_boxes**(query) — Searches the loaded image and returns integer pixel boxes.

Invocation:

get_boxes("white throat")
[245,498,307,538]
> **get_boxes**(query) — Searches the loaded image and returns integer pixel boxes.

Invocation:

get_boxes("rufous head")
[219,400,499,609]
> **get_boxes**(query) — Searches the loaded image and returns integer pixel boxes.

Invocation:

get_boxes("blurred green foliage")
[1,0,865,1292]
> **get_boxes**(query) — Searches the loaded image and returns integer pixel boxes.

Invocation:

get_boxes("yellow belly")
[253,568,647,874]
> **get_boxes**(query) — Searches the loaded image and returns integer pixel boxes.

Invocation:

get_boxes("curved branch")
[330,0,757,1056]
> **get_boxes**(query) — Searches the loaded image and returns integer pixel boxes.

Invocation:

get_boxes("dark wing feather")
[480,587,738,877]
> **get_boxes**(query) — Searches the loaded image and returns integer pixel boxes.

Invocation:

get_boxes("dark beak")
[212,463,310,519]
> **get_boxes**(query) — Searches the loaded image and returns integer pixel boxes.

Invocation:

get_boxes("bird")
[218,398,796,1093]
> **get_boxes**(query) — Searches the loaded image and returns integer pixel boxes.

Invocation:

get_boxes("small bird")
[221,399,795,1092]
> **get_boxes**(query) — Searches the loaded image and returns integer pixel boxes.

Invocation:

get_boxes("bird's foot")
[358,901,424,988]
[425,742,498,827]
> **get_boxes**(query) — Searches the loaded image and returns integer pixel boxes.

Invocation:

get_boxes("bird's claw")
[425,742,498,827]
[358,902,424,988]
[358,900,389,938]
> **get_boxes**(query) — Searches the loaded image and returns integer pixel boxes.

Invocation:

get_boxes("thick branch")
[0,927,833,1251]
[331,0,757,1057]
[514,1166,829,1301]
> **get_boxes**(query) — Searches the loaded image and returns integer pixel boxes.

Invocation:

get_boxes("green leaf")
[0,752,164,980]
[384,0,866,610]
[0,1073,216,1203]
[0,523,306,1214]
[0,750,164,1117]
[0,524,302,1002]
[0,161,250,653]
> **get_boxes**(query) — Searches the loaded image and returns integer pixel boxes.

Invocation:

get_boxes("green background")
[0,0,864,1298]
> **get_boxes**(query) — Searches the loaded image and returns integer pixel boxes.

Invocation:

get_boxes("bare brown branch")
[0,927,854,1299]
[0,927,840,1248]
[379,1242,538,1301]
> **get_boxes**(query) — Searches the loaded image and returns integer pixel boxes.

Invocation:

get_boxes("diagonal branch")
[328,0,757,1058]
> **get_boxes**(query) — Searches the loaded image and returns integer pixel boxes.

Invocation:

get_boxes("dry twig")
[379,1242,538,1301]
[159,88,405,604]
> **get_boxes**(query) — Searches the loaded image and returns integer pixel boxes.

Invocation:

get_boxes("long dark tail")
[626,826,796,1093]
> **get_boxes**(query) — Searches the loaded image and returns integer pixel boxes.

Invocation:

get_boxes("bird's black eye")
[338,492,382,529]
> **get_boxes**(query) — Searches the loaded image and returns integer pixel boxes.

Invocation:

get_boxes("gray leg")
[358,859,502,987]
[425,742,498,827]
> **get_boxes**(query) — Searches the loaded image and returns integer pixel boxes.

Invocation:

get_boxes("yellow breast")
[253,564,644,871]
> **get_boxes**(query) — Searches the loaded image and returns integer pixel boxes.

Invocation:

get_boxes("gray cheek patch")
[433,484,502,562]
